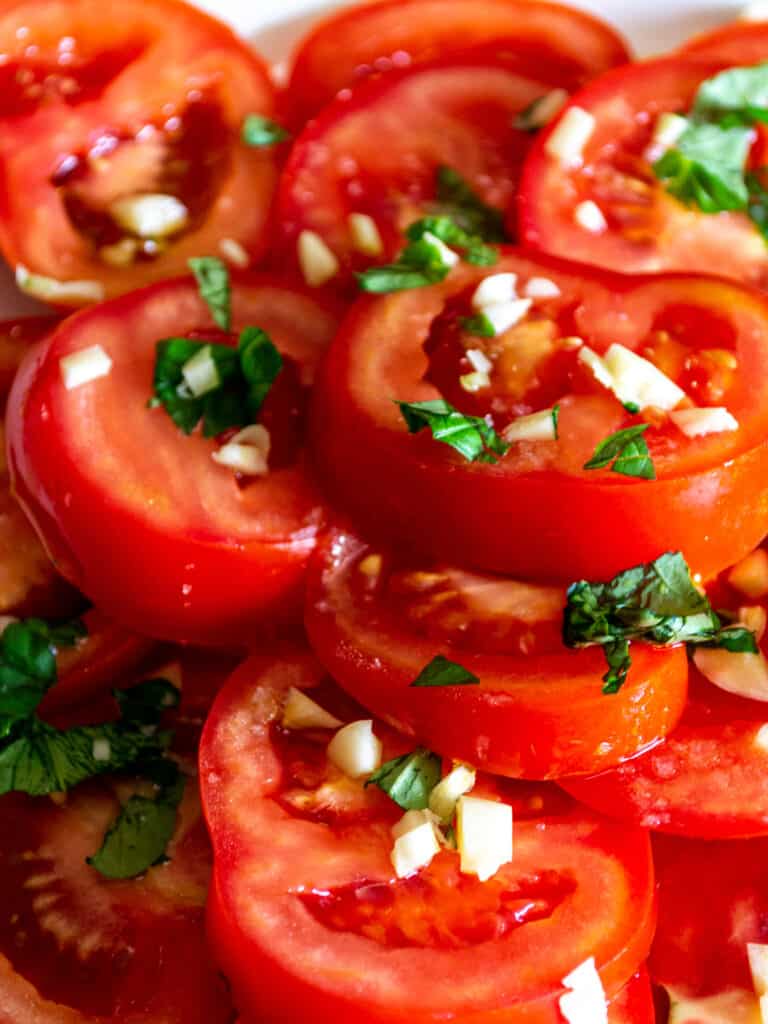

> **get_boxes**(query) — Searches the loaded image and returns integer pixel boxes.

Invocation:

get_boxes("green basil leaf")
[239,326,284,415]
[435,166,508,242]
[654,123,753,213]
[460,313,496,338]
[410,654,480,687]
[398,399,509,463]
[693,62,768,124]
[242,113,290,148]
[584,424,655,480]
[366,747,442,810]
[189,257,231,331]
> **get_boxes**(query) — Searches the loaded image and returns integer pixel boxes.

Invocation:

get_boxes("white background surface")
[0,0,752,316]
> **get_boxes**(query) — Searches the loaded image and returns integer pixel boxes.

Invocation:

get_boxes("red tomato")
[0,316,59,395]
[681,20,768,62]
[0,654,234,1024]
[516,57,768,286]
[304,528,688,779]
[7,275,339,645]
[310,250,768,582]
[611,969,656,1024]
[200,648,656,1024]
[0,0,279,304]
[279,57,572,293]
[649,834,768,1003]
[285,0,631,125]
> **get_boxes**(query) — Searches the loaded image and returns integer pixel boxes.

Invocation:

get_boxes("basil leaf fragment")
[366,747,442,810]
[435,166,509,243]
[410,654,480,687]
[584,424,655,480]
[564,551,759,693]
[398,399,509,463]
[242,113,291,148]
[692,62,768,125]
[461,313,496,338]
[654,124,753,212]
[189,257,231,331]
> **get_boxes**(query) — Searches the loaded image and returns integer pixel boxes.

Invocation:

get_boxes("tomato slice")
[278,57,558,294]
[285,0,630,125]
[7,275,339,645]
[681,20,768,62]
[611,969,656,1024]
[0,653,234,1023]
[649,833,768,1005]
[516,56,768,285]
[0,0,279,304]
[200,648,655,1024]
[304,528,688,779]
[311,250,768,582]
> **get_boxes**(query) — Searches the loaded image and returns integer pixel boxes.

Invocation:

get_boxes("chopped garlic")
[466,349,492,374]
[524,276,561,299]
[348,212,384,257]
[670,407,739,437]
[110,193,189,239]
[748,943,768,1024]
[92,738,111,762]
[422,231,459,267]
[219,237,250,268]
[502,408,558,443]
[559,959,608,1024]
[740,1,768,20]
[297,230,340,287]
[327,720,382,778]
[755,724,768,752]
[667,987,762,1023]
[100,238,139,267]
[282,687,343,730]
[694,647,768,702]
[212,424,271,477]
[181,345,220,398]
[483,298,532,336]
[429,764,476,822]
[574,199,607,233]
[456,795,512,881]
[578,346,614,389]
[460,371,491,393]
[603,343,686,411]
[59,345,113,390]
[17,265,104,306]
[729,549,768,599]
[644,111,688,163]
[472,273,518,309]
[516,88,569,130]
[391,810,441,878]
[544,106,595,167]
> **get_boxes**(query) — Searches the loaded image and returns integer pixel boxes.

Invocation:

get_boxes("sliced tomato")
[0,0,279,305]
[0,653,234,1024]
[7,275,339,645]
[278,57,556,294]
[304,528,688,779]
[681,20,768,62]
[611,969,656,1024]
[0,316,59,395]
[200,648,656,1024]
[310,250,768,582]
[285,0,630,125]
[649,834,768,1004]
[516,56,768,285]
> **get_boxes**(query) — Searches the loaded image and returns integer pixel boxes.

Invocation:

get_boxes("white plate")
[0,0,748,316]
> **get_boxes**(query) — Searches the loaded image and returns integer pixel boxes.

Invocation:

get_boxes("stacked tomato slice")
[7,1,768,1022]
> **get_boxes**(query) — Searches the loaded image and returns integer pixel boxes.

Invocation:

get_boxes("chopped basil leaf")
[398,399,509,463]
[563,551,758,693]
[623,401,640,414]
[189,257,231,331]
[366,747,442,810]
[152,328,282,437]
[654,123,753,212]
[87,760,186,879]
[552,403,561,441]
[0,616,85,737]
[242,113,291,148]
[461,313,496,338]
[692,62,768,126]
[410,654,480,687]
[584,424,655,480]
[406,216,498,265]
[748,170,768,239]
[435,166,508,243]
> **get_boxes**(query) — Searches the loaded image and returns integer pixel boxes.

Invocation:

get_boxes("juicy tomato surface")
[680,20,768,62]
[516,57,768,286]
[311,250,768,582]
[304,527,688,779]
[285,0,631,125]
[200,649,656,1024]
[7,275,339,645]
[0,650,235,1024]
[278,57,555,293]
[0,0,279,303]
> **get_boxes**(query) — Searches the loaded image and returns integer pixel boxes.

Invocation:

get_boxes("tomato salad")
[5,0,768,1022]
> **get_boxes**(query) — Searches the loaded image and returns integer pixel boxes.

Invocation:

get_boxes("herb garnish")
[434,166,509,244]
[563,551,758,693]
[366,747,442,810]
[410,654,481,687]
[242,114,291,148]
[460,313,496,338]
[583,424,656,480]
[397,400,509,463]
[189,257,231,331]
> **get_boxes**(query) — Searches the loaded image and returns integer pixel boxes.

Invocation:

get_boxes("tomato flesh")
[311,250,768,581]
[200,649,656,1024]
[7,275,339,645]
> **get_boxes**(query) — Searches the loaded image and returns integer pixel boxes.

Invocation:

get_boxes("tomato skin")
[680,21,768,62]
[304,528,688,779]
[0,0,278,304]
[200,649,656,1024]
[516,57,768,286]
[610,970,655,1024]
[309,251,768,583]
[6,275,339,646]
[285,0,631,125]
